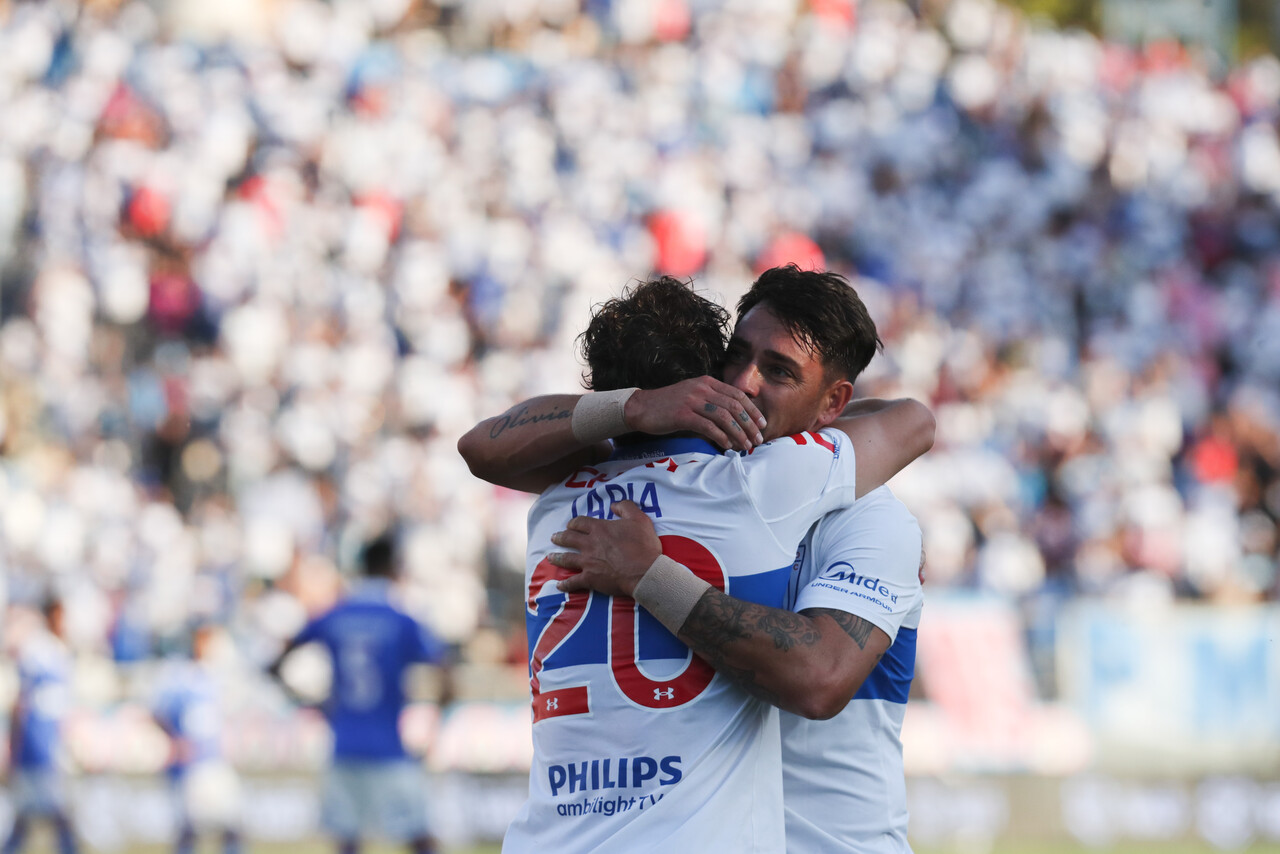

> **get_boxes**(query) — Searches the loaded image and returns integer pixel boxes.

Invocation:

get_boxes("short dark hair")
[736,264,882,383]
[360,534,397,578]
[579,277,731,392]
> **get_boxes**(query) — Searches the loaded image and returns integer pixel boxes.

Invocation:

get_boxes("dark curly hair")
[737,264,882,383]
[580,277,730,392]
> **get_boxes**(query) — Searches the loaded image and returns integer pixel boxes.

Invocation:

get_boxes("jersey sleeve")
[291,614,324,647]
[742,429,859,529]
[406,616,448,664]
[793,489,923,642]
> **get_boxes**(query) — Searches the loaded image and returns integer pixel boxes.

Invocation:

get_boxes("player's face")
[723,305,844,441]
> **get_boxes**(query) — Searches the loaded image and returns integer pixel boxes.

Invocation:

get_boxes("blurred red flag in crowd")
[649,209,707,277]
[654,0,691,42]
[98,83,165,147]
[127,185,170,238]
[754,231,824,274]
[810,0,856,29]
[1190,433,1238,485]
[237,175,286,242]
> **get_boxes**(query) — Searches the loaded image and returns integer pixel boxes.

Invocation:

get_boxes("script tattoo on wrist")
[487,405,572,439]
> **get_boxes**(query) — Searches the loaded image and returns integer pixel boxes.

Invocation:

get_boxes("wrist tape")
[632,554,712,634]
[571,387,638,444]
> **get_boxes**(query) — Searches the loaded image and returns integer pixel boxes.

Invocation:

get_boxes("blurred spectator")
[149,621,244,854]
[267,533,453,854]
[2,598,78,854]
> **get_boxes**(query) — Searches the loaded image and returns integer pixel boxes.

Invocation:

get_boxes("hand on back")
[551,500,662,597]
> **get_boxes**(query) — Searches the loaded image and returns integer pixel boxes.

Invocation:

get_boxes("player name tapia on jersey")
[548,754,683,797]
[565,475,667,520]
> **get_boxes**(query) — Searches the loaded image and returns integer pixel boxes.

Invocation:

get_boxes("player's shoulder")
[365,596,420,631]
[733,429,858,517]
[813,486,920,542]
[308,600,343,624]
[852,485,917,518]
[743,428,849,464]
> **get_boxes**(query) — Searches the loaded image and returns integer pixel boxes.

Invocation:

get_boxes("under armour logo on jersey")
[546,697,559,711]
[654,687,675,701]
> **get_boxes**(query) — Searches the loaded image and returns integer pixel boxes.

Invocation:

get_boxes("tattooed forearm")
[680,595,779,704]
[680,591,751,662]
[487,404,573,439]
[678,591,826,703]
[805,608,875,649]
[751,608,822,651]
[672,595,886,716]
[683,592,823,658]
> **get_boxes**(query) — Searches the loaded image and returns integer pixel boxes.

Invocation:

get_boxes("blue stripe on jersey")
[531,565,794,673]
[528,589,607,668]
[728,564,792,610]
[853,626,916,704]
[531,592,689,669]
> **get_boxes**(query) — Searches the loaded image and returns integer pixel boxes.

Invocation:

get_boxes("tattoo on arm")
[678,591,825,705]
[682,592,824,658]
[487,405,573,439]
[679,591,750,663]
[803,608,875,650]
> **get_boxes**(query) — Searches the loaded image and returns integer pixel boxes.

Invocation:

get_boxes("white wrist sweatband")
[632,555,712,634]
[571,387,638,444]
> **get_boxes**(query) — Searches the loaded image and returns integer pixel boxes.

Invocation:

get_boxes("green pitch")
[13,839,1280,853]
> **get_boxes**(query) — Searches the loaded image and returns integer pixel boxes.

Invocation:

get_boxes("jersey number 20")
[526,536,725,723]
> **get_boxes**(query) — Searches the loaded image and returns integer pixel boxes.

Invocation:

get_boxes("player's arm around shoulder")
[736,425,864,532]
[677,583,892,720]
[458,380,764,492]
[824,397,935,497]
[457,394,613,493]
[550,496,887,720]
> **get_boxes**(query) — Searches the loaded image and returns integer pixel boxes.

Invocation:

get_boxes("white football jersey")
[780,486,924,854]
[503,431,859,854]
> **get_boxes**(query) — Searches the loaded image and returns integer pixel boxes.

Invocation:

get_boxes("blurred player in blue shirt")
[151,621,243,854]
[269,534,453,854]
[3,597,78,854]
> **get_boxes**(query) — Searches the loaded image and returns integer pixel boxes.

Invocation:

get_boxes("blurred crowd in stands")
[1,0,1278,717]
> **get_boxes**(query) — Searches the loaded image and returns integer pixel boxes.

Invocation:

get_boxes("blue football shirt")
[14,630,72,770]
[292,579,447,761]
[152,661,224,779]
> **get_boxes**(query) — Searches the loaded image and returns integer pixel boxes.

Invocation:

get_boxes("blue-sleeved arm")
[406,616,447,664]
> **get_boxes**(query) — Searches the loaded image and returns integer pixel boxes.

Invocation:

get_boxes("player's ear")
[813,378,854,429]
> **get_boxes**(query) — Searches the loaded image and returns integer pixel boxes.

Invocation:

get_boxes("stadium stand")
[1,0,1278,847]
